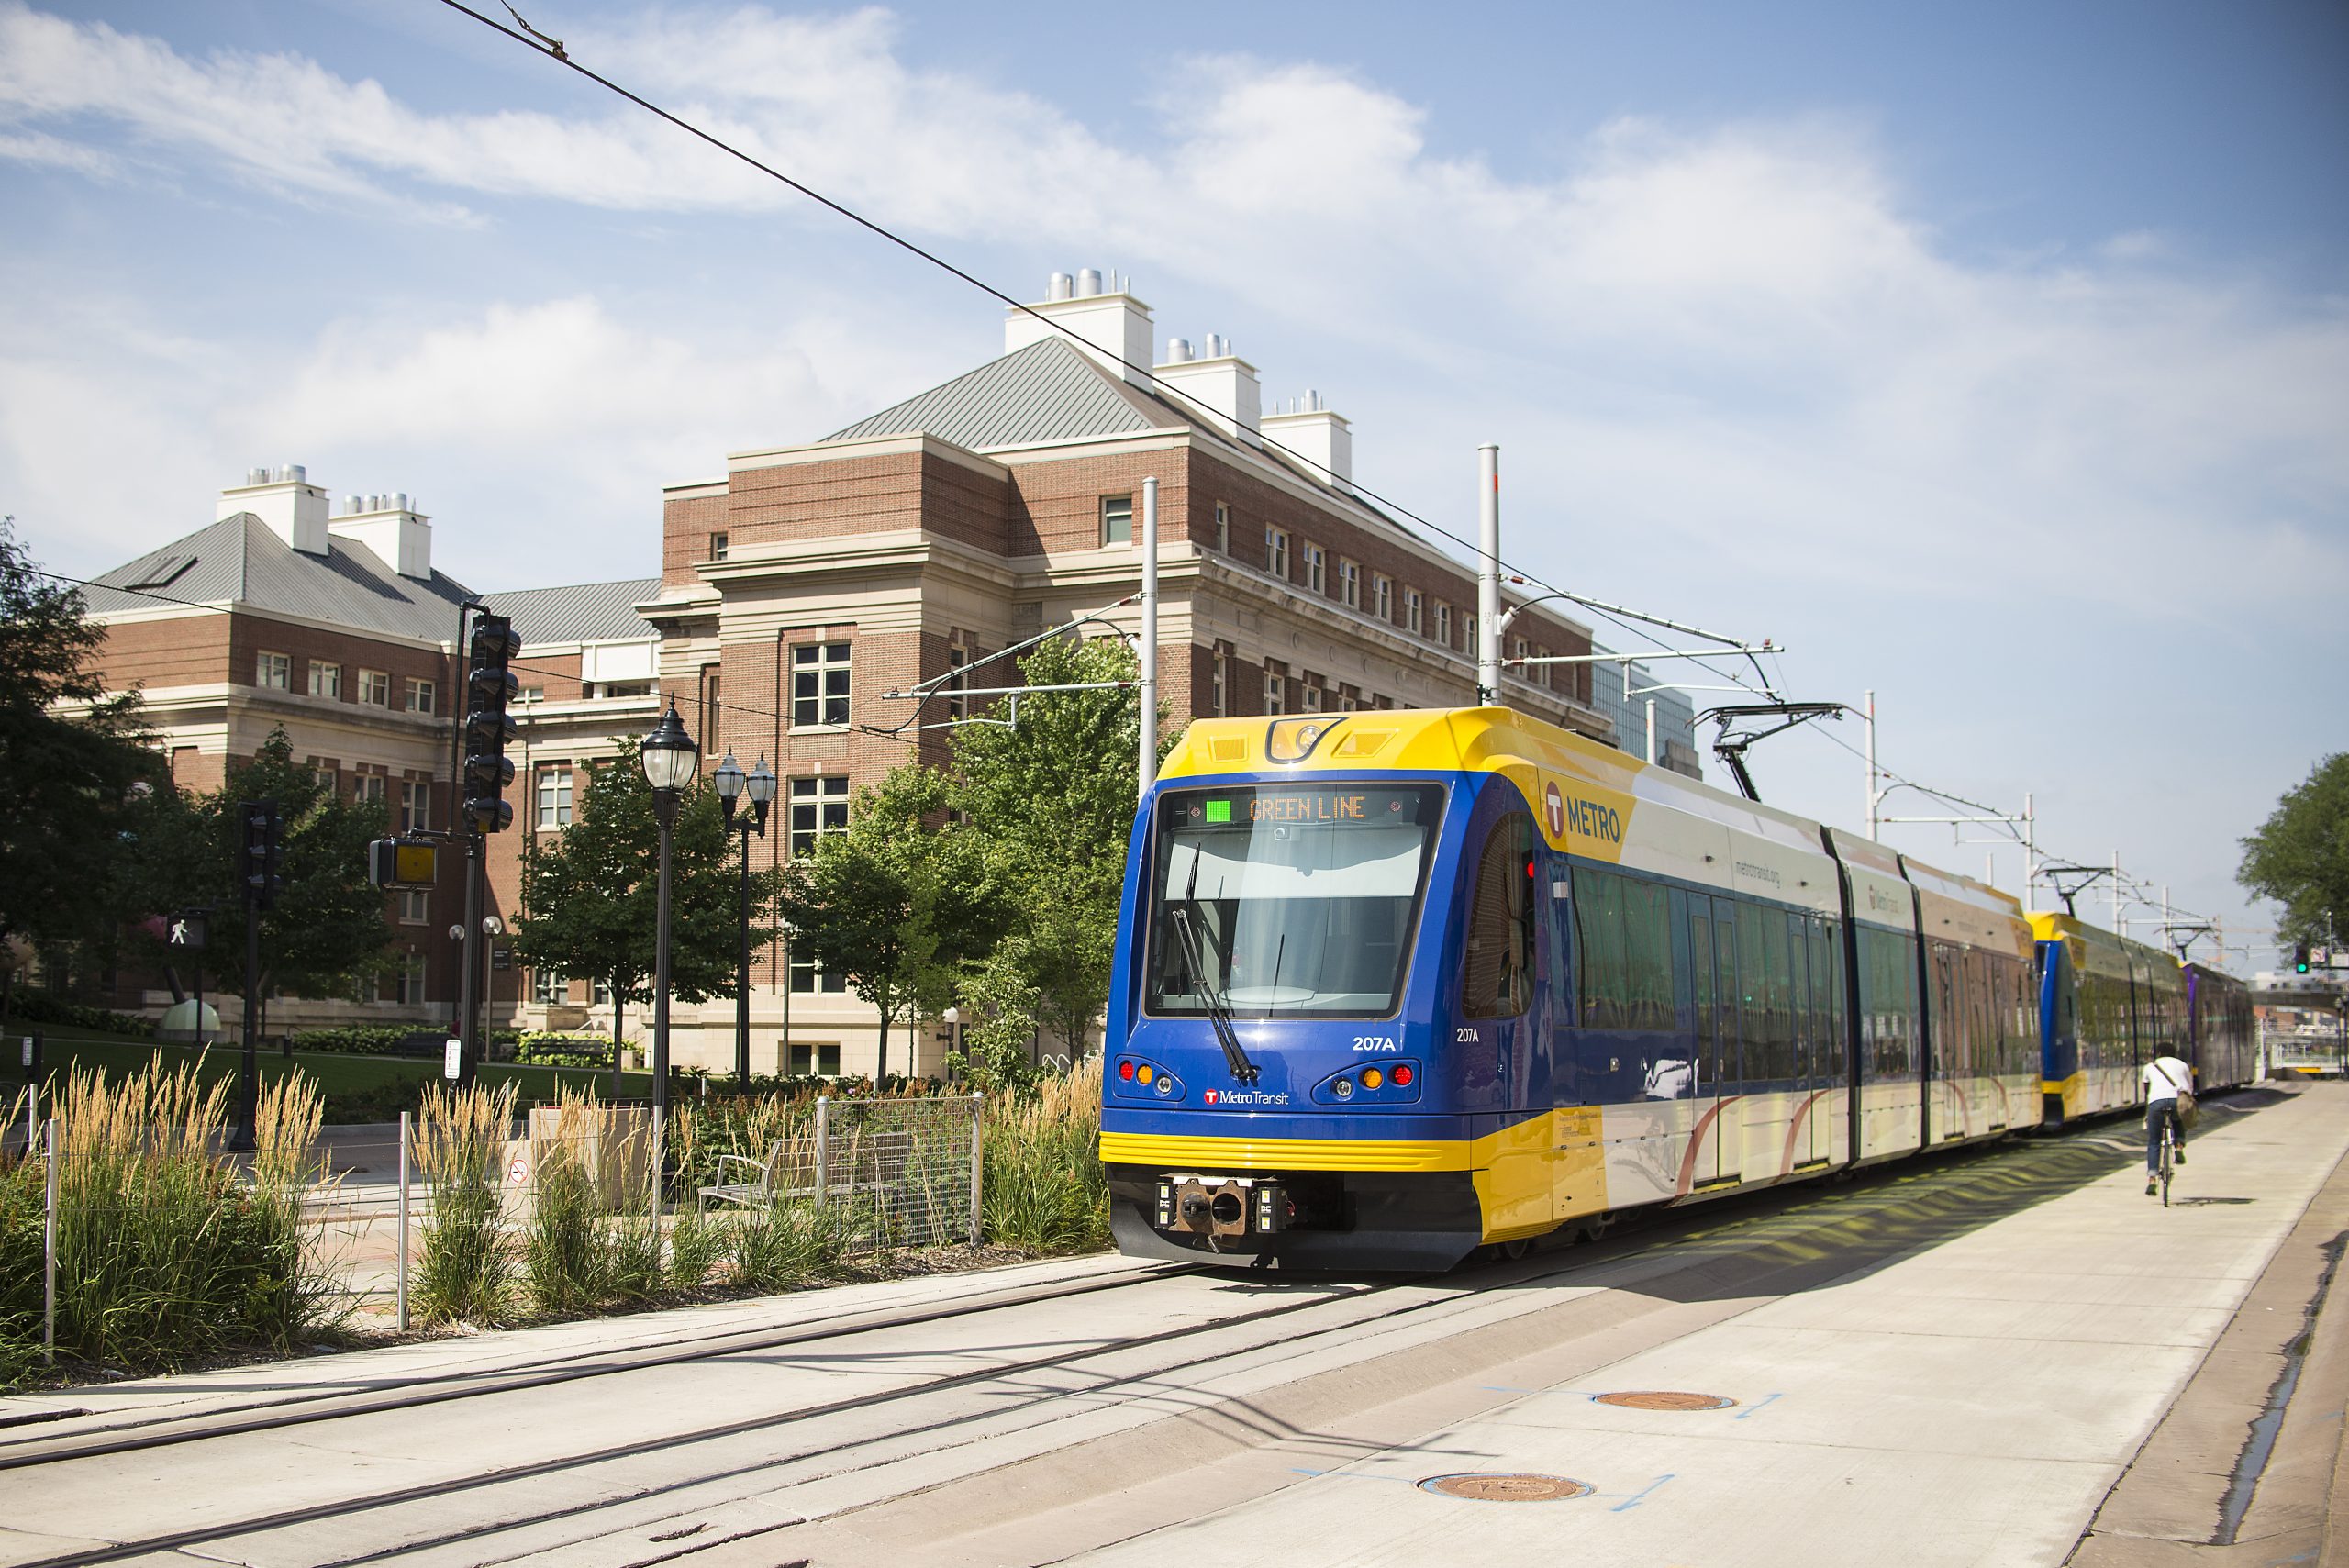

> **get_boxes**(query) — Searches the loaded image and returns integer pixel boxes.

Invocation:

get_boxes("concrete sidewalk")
[1066,1084,2349,1568]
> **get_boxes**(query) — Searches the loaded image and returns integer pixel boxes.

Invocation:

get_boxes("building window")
[521,684,545,705]
[1465,613,1479,655]
[1531,644,1552,687]
[946,644,969,720]
[533,969,567,1005]
[789,950,848,995]
[1304,543,1327,595]
[398,888,429,925]
[360,669,391,706]
[406,678,436,716]
[1406,589,1423,636]
[1264,667,1286,716]
[1435,603,1453,648]
[1211,650,1229,717]
[789,774,850,858]
[1213,501,1230,554]
[308,759,337,792]
[1374,574,1393,622]
[398,778,430,833]
[307,661,340,699]
[1337,686,1359,713]
[1100,494,1133,547]
[787,1040,843,1075]
[791,641,851,728]
[591,977,612,1006]
[388,953,427,1006]
[1300,673,1324,712]
[536,764,573,829]
[1339,560,1360,609]
[709,531,729,562]
[1266,527,1289,578]
[354,772,387,806]
[256,651,290,690]
[595,680,653,700]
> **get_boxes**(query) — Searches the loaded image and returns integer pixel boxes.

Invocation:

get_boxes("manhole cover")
[1592,1390,1737,1411]
[1419,1473,1593,1502]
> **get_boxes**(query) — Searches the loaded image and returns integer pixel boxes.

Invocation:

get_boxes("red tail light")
[1118,1059,1135,1081]
[1393,1064,1414,1086]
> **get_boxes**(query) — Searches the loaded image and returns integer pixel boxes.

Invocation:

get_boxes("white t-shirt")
[2143,1055,2192,1102]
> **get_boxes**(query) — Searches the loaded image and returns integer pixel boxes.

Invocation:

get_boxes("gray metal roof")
[484,578,661,646]
[84,514,478,642]
[824,337,1172,450]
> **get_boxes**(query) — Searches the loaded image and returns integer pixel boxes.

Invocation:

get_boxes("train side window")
[1464,815,1535,1018]
[1818,919,1845,1078]
[1690,910,1715,1054]
[1571,864,1624,1029]
[1627,878,1674,1030]
[1714,909,1739,1084]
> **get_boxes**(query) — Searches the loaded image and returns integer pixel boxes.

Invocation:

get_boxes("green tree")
[511,738,776,1049]
[947,636,1163,1057]
[125,727,396,1004]
[775,765,1000,1084]
[2239,754,2349,950]
[0,517,155,1006]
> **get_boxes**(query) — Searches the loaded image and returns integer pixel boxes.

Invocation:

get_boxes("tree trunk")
[875,1003,890,1088]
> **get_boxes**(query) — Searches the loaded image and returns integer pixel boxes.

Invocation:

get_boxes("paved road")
[1,1084,2342,1568]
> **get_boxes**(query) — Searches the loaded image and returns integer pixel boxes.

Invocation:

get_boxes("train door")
[1686,895,1725,1185]
[1930,944,1960,1140]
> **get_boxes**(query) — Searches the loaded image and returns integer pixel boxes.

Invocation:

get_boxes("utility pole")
[2112,851,2122,934]
[1476,444,1500,706]
[1864,689,1878,840]
[1138,475,1158,803]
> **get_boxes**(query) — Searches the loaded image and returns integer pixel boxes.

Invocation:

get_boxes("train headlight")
[1331,1076,1355,1100]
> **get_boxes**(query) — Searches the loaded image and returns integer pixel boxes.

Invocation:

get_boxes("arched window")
[1463,815,1535,1018]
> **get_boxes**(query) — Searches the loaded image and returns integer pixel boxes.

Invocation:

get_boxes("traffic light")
[368,838,440,888]
[462,612,520,833]
[239,798,284,908]
[2295,943,2312,974]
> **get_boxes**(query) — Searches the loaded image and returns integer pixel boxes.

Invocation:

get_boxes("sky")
[2,0,2343,968]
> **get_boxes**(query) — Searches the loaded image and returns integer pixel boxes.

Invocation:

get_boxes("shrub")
[726,1199,852,1291]
[513,1033,619,1069]
[413,1082,515,1327]
[0,994,155,1038]
[518,1090,663,1317]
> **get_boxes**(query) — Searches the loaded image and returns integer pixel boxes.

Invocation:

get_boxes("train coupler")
[1157,1173,1291,1240]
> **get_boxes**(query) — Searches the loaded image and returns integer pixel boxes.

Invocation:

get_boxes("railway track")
[0,1103,2209,1568]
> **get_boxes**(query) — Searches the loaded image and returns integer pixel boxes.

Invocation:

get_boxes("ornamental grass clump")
[520,1089,664,1316]
[13,1058,340,1385]
[982,1058,1108,1254]
[725,1196,853,1291]
[0,1091,42,1388]
[414,1081,515,1327]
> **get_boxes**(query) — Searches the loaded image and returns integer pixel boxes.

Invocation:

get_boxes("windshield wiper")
[1170,857,1259,1084]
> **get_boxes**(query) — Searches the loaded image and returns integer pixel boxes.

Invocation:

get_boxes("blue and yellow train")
[1098,706,2253,1270]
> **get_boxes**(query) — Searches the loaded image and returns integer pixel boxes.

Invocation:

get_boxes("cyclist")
[2143,1052,2192,1195]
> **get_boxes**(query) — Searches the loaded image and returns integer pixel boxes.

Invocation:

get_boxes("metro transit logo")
[1544,780,1623,846]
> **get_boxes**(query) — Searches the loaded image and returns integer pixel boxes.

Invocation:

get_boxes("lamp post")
[639,705,698,1117]
[713,752,774,1087]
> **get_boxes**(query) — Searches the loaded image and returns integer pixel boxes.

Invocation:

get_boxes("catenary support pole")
[1476,445,1501,706]
[1645,697,1657,765]
[1139,475,1158,803]
[2113,851,2123,933]
[396,1111,410,1332]
[1865,689,1878,840]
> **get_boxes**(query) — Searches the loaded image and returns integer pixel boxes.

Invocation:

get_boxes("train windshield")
[1145,784,1444,1019]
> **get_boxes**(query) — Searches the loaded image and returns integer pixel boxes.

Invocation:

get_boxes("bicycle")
[2154,1113,2176,1207]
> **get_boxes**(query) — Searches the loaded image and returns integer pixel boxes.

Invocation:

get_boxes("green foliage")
[726,1199,853,1290]
[0,519,157,960]
[513,737,779,1044]
[2239,754,2349,948]
[944,637,1163,1059]
[775,765,1003,1082]
[0,993,156,1037]
[121,727,396,1001]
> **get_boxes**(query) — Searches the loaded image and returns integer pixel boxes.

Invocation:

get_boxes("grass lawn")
[4,1027,655,1118]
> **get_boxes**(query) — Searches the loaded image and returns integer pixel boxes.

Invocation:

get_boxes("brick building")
[69,272,1699,1075]
[72,466,658,1034]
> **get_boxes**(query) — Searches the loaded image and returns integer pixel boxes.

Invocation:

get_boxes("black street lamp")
[640,705,698,1117]
[713,752,775,1086]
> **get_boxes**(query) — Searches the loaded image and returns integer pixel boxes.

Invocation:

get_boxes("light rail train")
[1098,706,2253,1269]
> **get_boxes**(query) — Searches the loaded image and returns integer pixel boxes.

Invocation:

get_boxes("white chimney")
[328,494,434,579]
[1004,269,1154,386]
[1262,396,1353,488]
[218,464,329,555]
[1154,339,1262,444]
